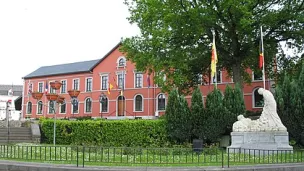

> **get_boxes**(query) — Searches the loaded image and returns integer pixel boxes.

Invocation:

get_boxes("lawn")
[0,143,303,167]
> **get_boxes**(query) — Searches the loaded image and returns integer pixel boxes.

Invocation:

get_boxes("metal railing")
[0,145,302,168]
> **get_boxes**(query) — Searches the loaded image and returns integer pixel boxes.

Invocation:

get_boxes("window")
[101,75,108,90]
[86,78,92,92]
[73,79,79,90]
[135,95,143,111]
[85,98,92,113]
[253,71,263,81]
[48,101,55,114]
[117,73,124,89]
[26,102,32,114]
[118,58,126,67]
[135,73,143,88]
[37,101,43,114]
[253,88,264,108]
[72,101,79,114]
[49,81,56,93]
[38,82,43,93]
[157,94,166,111]
[212,70,222,83]
[60,101,66,114]
[28,83,33,95]
[100,97,108,113]
[61,80,67,93]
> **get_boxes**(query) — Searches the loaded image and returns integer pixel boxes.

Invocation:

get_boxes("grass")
[0,143,303,167]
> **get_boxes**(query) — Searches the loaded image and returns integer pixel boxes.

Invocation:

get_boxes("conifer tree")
[191,87,205,139]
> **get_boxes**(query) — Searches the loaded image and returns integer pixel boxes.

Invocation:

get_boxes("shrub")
[190,87,205,140]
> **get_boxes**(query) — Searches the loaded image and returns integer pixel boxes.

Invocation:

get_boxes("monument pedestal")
[227,131,293,154]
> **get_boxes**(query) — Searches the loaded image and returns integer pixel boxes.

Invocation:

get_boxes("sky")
[0,0,140,85]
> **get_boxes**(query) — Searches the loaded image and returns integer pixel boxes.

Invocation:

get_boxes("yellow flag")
[211,37,218,78]
[107,83,113,95]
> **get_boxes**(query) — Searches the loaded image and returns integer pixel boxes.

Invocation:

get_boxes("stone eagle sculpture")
[233,88,287,132]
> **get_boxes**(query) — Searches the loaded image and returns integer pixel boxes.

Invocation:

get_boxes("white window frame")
[134,94,144,112]
[100,97,109,113]
[72,78,80,90]
[26,101,32,114]
[38,82,44,93]
[49,80,56,93]
[116,56,126,68]
[48,101,55,114]
[36,101,43,115]
[60,80,67,94]
[59,101,66,114]
[116,71,126,90]
[84,97,92,114]
[134,72,143,88]
[252,87,264,108]
[212,70,222,84]
[85,77,93,92]
[156,93,166,111]
[71,101,79,114]
[100,74,109,90]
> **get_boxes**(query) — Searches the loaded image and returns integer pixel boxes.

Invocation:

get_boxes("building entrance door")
[117,96,125,116]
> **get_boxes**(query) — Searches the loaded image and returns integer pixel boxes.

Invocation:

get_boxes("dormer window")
[117,56,126,67]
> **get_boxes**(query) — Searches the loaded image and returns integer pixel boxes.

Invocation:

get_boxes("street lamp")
[31,81,80,146]
[99,93,107,118]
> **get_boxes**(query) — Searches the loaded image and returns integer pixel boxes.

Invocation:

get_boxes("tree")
[165,89,192,144]
[190,87,205,139]
[204,88,228,142]
[121,0,304,93]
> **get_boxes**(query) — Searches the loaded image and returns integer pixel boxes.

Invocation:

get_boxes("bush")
[39,119,168,147]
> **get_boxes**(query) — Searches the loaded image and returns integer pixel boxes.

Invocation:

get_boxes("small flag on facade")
[147,75,151,88]
[28,82,32,95]
[45,81,48,94]
[107,83,113,95]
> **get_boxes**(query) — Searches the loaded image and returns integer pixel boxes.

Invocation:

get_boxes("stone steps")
[0,127,33,143]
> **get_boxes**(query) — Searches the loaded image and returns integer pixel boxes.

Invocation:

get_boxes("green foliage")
[39,119,168,147]
[190,87,205,139]
[223,84,246,133]
[165,89,192,144]
[121,0,304,93]
[204,88,229,142]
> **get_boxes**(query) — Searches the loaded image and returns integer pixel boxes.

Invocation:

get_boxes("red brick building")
[22,43,272,119]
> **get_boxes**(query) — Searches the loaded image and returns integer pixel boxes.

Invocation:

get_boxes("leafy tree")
[190,87,205,139]
[121,0,304,93]
[204,88,229,142]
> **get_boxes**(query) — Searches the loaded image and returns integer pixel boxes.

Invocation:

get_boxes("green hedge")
[40,119,168,147]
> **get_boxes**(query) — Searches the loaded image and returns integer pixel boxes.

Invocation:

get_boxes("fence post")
[82,146,85,168]
[227,148,230,168]
[76,146,79,167]
[222,148,224,168]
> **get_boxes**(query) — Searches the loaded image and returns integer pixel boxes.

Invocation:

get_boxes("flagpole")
[261,26,266,89]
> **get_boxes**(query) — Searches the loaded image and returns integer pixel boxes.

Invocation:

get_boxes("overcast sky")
[0,0,140,85]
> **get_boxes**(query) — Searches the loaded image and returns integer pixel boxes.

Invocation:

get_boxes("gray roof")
[23,59,100,79]
[0,84,23,96]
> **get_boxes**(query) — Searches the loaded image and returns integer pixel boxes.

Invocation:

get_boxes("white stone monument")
[227,88,293,154]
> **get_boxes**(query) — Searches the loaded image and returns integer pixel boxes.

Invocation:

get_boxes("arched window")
[253,88,264,108]
[27,102,32,114]
[117,56,126,67]
[48,101,55,114]
[134,95,143,111]
[37,101,43,114]
[85,98,92,113]
[60,100,66,114]
[157,94,166,111]
[72,100,79,114]
[100,97,108,113]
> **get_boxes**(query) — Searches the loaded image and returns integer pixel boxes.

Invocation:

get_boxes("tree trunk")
[232,62,243,87]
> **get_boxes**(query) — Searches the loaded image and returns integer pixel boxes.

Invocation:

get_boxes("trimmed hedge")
[40,119,168,147]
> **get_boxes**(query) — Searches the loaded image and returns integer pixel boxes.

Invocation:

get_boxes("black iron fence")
[0,145,302,168]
